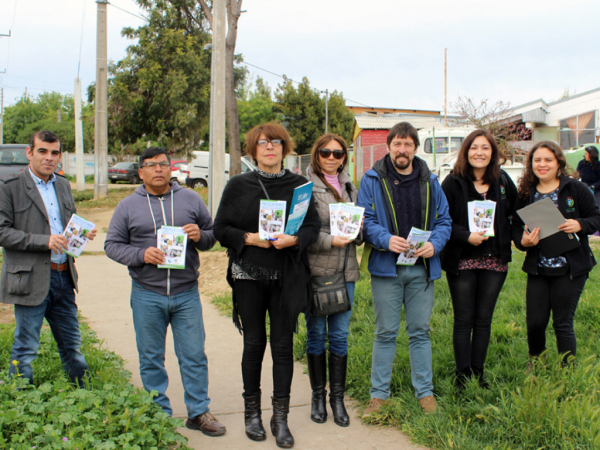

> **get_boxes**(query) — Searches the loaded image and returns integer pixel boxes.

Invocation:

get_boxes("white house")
[508,87,600,149]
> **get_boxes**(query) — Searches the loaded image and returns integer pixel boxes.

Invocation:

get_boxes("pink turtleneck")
[324,172,343,197]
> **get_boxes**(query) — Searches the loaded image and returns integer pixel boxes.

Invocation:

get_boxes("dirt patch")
[0,303,14,325]
[77,208,116,232]
[198,251,230,300]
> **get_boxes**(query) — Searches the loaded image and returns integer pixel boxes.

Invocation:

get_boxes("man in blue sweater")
[357,122,451,415]
[105,147,226,436]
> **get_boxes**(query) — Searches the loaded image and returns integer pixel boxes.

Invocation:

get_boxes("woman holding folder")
[304,134,362,427]
[213,123,320,448]
[441,129,517,390]
[512,141,600,366]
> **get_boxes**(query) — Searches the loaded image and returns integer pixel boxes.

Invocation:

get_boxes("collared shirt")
[29,167,67,264]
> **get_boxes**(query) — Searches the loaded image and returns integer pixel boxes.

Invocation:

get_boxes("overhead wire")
[77,0,88,79]
[107,1,148,22]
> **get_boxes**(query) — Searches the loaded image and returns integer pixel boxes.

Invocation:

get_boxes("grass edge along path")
[0,319,191,449]
[210,249,600,450]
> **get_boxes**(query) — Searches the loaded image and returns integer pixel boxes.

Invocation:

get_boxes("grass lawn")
[212,246,600,450]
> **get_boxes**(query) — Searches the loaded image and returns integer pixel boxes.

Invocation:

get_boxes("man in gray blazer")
[0,130,96,386]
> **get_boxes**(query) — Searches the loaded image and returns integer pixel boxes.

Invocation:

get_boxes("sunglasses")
[318,148,346,160]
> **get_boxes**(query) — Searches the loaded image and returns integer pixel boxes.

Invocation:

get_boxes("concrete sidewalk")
[75,250,423,450]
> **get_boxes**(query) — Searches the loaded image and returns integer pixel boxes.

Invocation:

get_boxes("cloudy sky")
[0,0,598,112]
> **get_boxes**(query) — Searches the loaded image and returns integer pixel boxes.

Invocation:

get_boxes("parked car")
[186,152,255,188]
[108,162,140,184]
[0,144,29,180]
[176,164,188,185]
[170,160,188,183]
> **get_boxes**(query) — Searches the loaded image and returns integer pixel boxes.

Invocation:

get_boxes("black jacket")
[511,176,600,278]
[440,170,518,275]
[213,170,321,332]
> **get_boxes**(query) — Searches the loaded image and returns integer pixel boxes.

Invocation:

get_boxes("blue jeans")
[306,282,355,355]
[370,265,434,400]
[130,282,210,418]
[9,270,88,386]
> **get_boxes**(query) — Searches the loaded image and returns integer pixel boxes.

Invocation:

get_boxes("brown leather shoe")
[418,395,437,414]
[361,398,389,418]
[186,412,226,437]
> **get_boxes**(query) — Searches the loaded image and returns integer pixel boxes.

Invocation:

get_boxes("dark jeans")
[9,270,89,386]
[526,273,587,361]
[447,269,507,371]
[234,279,293,398]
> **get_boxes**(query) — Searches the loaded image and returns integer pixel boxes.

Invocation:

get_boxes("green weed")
[0,321,190,449]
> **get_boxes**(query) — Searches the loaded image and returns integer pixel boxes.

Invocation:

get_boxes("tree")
[275,77,354,154]
[180,0,245,175]
[237,76,277,147]
[451,96,532,163]
[3,92,94,153]
[108,0,213,154]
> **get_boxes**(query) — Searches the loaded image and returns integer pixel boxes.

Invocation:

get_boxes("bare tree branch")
[197,0,213,27]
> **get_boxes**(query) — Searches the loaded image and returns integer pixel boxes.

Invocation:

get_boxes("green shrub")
[0,322,190,449]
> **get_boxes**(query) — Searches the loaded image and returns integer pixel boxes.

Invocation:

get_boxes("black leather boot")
[455,367,472,392]
[329,351,350,427]
[471,367,490,389]
[271,396,294,448]
[243,392,266,441]
[307,352,327,423]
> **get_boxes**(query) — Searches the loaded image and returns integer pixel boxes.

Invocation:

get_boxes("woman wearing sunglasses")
[304,134,362,427]
[214,123,320,448]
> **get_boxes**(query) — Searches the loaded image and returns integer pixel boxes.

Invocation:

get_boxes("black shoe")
[271,396,294,448]
[472,367,490,390]
[329,351,350,427]
[307,352,327,423]
[243,392,266,441]
[455,367,472,392]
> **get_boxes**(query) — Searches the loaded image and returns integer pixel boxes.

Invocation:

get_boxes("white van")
[186,151,255,188]
[417,127,476,170]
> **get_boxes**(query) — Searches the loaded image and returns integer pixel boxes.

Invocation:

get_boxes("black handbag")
[309,245,351,317]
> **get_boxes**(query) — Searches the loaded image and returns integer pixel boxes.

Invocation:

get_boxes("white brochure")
[467,200,496,237]
[396,227,432,266]
[259,200,287,240]
[62,214,96,258]
[157,226,188,269]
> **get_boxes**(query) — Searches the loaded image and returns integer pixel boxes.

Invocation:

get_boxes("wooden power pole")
[94,0,109,199]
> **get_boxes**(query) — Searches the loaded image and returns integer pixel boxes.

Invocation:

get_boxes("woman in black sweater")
[213,123,320,448]
[441,129,517,390]
[576,146,600,207]
[511,141,600,366]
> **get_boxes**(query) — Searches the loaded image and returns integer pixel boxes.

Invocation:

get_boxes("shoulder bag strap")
[254,170,270,199]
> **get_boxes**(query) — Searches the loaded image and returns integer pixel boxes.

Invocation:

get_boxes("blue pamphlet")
[284,181,314,235]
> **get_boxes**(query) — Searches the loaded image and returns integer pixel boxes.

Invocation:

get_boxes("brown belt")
[51,263,68,272]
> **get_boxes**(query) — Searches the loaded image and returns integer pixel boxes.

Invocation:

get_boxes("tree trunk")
[225,0,242,176]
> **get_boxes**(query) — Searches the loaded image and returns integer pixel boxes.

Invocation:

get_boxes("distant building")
[507,87,600,149]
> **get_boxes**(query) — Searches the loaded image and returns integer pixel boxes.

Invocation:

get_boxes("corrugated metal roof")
[355,114,443,130]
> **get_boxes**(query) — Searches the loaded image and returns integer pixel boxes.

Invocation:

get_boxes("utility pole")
[0,88,4,145]
[209,0,227,216]
[74,79,85,191]
[444,48,447,127]
[94,0,109,198]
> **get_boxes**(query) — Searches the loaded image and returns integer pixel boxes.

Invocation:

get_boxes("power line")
[243,61,371,107]
[107,1,148,22]
[77,0,88,79]
[9,0,18,31]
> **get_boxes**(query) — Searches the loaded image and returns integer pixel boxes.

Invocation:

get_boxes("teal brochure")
[284,181,314,235]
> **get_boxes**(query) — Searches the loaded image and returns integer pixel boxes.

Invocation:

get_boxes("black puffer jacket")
[511,176,600,278]
[441,170,518,275]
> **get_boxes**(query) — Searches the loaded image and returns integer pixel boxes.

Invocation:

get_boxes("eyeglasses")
[142,162,170,169]
[318,148,346,160]
[257,139,283,147]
